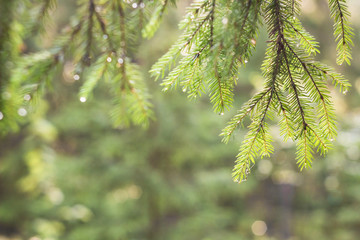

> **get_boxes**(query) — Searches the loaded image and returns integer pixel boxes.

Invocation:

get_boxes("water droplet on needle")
[24,94,31,101]
[18,108,27,117]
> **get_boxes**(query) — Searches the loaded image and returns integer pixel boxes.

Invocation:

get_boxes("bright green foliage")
[0,0,58,133]
[151,0,262,114]
[153,0,352,182]
[328,0,354,65]
[142,0,176,39]
[30,0,57,33]
[1,0,159,133]
[0,0,354,182]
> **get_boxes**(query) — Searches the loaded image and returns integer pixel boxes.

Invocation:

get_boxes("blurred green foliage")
[0,1,360,240]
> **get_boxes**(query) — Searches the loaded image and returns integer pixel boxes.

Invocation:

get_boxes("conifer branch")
[0,1,15,110]
[117,0,128,88]
[152,0,353,182]
[221,88,271,143]
[142,0,169,39]
[32,0,57,33]
[283,37,336,141]
[274,91,294,140]
[285,19,319,55]
[2,0,354,179]
[227,0,252,72]
[283,47,307,130]
[185,10,212,47]
[213,45,225,113]
[94,8,115,52]
[209,0,215,46]
[83,0,95,66]
[296,128,314,170]
[307,124,329,153]
[308,63,351,93]
[328,0,353,65]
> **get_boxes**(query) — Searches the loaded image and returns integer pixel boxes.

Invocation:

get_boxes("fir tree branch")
[117,0,128,88]
[296,128,314,170]
[94,8,115,52]
[0,1,15,110]
[328,0,353,65]
[274,91,294,141]
[213,45,225,113]
[209,0,215,46]
[307,125,329,153]
[308,63,351,93]
[32,0,57,34]
[83,0,95,66]
[185,9,213,47]
[221,88,271,143]
[142,0,169,39]
[285,19,319,55]
[227,0,252,72]
[283,48,307,130]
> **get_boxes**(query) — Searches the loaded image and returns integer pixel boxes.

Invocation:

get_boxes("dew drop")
[0,111,3,120]
[343,89,348,95]
[140,2,145,8]
[80,97,87,103]
[24,94,31,101]
[220,112,224,116]
[235,178,247,183]
[182,88,186,92]
[18,108,27,117]
[293,16,296,20]
[330,138,334,142]
[132,3,138,8]
[107,57,112,63]
[117,58,124,64]
[244,60,248,63]
[73,74,80,81]
[103,34,108,40]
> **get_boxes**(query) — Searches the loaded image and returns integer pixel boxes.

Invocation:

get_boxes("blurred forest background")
[1,0,360,240]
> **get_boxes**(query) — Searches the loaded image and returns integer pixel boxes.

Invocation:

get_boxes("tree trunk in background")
[279,184,295,239]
